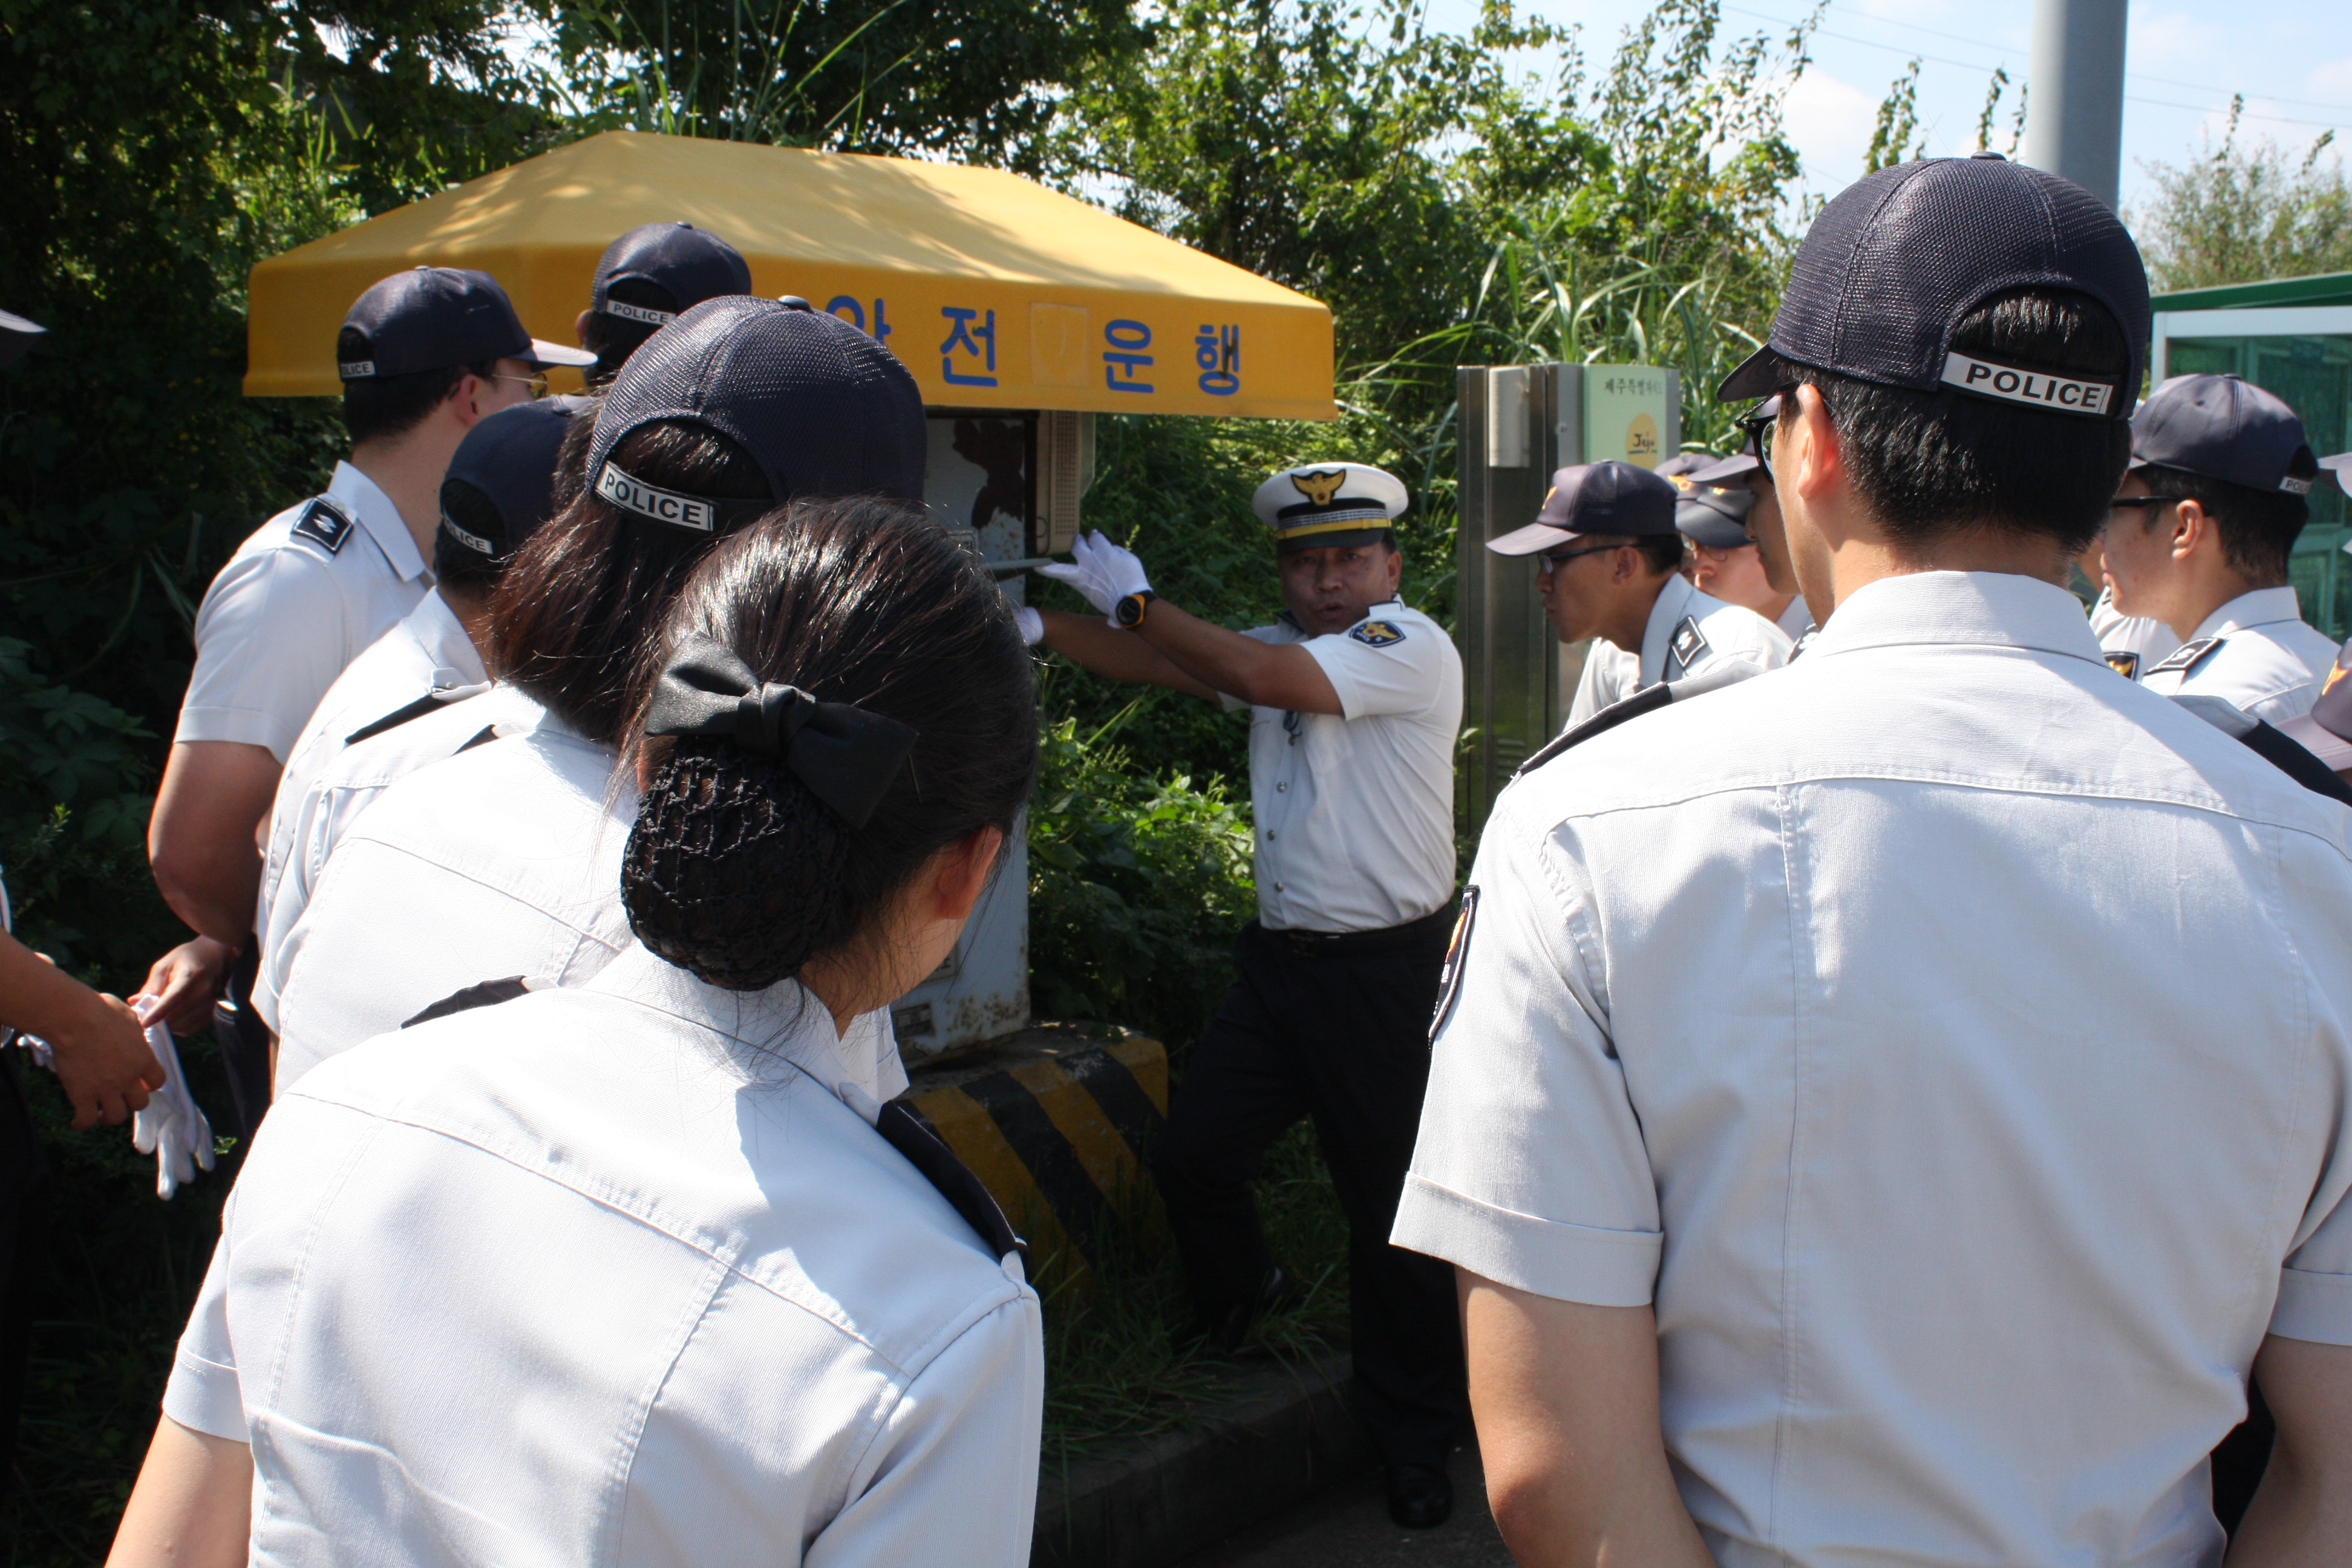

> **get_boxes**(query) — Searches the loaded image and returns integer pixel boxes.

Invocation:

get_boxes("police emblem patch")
[2145,636,2223,679]
[1290,468,1348,507]
[1351,619,1406,647]
[1429,886,1478,1040]
[292,497,354,555]
[2103,650,2140,679]
[1668,614,1710,674]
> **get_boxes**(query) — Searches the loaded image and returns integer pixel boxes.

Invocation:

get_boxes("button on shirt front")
[1223,599,1462,934]
[174,463,431,763]
[165,946,1044,1567]
[1396,571,2352,1567]
[1564,574,1791,728]
[2136,583,2338,722]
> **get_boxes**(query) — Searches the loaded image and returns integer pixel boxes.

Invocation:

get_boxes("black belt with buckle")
[1264,901,1456,958]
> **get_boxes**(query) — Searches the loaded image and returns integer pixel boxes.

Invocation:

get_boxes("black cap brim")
[1676,505,1752,550]
[1688,451,1760,486]
[1716,344,1782,403]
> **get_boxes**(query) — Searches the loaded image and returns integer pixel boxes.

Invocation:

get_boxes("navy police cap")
[2131,374,2322,495]
[1488,461,1679,556]
[1718,154,2148,421]
[592,222,754,327]
[586,295,925,535]
[338,267,595,382]
[439,400,579,564]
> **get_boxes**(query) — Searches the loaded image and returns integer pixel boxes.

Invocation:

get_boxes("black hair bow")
[645,635,918,829]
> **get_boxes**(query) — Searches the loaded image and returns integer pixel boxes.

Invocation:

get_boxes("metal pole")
[2024,0,2129,209]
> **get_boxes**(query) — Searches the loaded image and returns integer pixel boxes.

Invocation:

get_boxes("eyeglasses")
[488,371,550,400]
[2108,495,2176,513]
[1538,542,1625,571]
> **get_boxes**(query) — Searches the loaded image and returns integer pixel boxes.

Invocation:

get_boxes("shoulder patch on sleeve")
[1350,618,1408,648]
[2103,650,2140,679]
[2145,635,2222,679]
[1668,614,1710,675]
[291,497,354,556]
[1429,887,1478,1040]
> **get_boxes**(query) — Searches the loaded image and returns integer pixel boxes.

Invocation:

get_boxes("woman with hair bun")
[109,500,1045,1567]
[266,295,927,1105]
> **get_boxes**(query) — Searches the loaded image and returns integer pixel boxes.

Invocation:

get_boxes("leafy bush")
[1028,694,1256,1051]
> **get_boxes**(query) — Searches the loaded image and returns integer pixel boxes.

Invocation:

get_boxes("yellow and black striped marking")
[905,1035,1166,1288]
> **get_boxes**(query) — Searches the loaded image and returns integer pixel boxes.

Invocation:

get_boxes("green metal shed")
[2151,270,2352,638]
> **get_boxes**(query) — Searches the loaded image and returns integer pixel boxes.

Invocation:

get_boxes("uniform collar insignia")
[2145,636,2223,678]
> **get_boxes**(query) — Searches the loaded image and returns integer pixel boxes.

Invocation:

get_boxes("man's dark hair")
[339,327,498,446]
[621,500,1037,991]
[488,419,771,743]
[2132,464,2307,584]
[580,278,676,387]
[1759,288,2135,554]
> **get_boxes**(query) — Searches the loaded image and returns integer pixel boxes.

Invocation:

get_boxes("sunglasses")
[488,370,551,399]
[1538,541,1625,570]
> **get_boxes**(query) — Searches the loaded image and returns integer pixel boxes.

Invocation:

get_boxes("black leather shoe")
[1182,1266,1304,1356]
[1386,1463,1452,1529]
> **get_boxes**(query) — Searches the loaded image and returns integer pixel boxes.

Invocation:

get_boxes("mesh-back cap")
[586,296,924,529]
[339,267,595,380]
[591,223,754,323]
[2131,374,2322,494]
[439,400,578,562]
[1719,155,2148,417]
[1488,461,1679,555]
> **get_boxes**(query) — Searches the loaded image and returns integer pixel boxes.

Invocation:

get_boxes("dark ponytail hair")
[486,419,771,743]
[620,499,1037,991]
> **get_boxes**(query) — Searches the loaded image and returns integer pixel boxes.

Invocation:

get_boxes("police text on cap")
[604,301,676,327]
[596,462,717,532]
[1939,353,2116,416]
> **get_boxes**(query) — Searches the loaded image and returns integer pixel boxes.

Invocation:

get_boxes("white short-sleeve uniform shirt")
[255,592,488,965]
[1772,596,1812,643]
[2088,583,2180,678]
[165,946,1044,1568]
[252,685,531,1034]
[1565,575,1791,728]
[174,463,430,763]
[1220,599,1462,934]
[1396,571,2352,1567]
[2136,584,2339,724]
[269,695,907,1106]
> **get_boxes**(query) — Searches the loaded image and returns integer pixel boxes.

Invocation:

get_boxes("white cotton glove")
[1013,606,1044,646]
[128,996,214,1200]
[1036,531,1153,627]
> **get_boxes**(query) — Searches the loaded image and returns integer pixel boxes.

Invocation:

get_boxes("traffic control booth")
[242,130,1336,1280]
[2152,270,2352,639]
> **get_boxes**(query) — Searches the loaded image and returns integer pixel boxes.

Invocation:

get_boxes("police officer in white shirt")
[2101,373,2339,720]
[268,298,924,1104]
[142,267,592,1129]
[1027,465,1468,1528]
[1396,154,2352,1564]
[253,399,582,1033]
[111,502,1045,1568]
[1670,460,1811,641]
[576,220,754,386]
[1487,460,1789,728]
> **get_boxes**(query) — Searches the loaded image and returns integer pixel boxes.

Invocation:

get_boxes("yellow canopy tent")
[244,130,1334,421]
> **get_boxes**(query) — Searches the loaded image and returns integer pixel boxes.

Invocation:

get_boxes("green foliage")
[543,0,1148,163]
[1865,59,1924,174]
[1027,699,1256,1049]
[2134,104,2352,292]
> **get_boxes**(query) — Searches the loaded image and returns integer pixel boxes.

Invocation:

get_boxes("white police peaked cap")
[1251,462,1410,552]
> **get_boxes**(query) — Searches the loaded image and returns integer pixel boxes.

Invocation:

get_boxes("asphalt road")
[1169,1448,1515,1568]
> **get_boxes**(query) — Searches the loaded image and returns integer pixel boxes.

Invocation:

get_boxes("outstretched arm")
[1036,610,1221,701]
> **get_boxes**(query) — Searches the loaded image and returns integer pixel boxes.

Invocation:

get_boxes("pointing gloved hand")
[128,995,215,1199]
[1037,531,1152,627]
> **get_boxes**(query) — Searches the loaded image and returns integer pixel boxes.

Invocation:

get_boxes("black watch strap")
[1116,589,1158,629]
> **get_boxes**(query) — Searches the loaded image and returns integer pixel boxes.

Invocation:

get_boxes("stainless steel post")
[2024,0,2129,209]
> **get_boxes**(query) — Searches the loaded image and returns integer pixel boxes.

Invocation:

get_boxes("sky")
[1422,0,2351,217]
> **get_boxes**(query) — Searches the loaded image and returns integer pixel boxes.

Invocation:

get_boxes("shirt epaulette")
[2145,635,2223,679]
[1517,683,1677,779]
[400,975,530,1030]
[292,496,356,556]
[877,1102,1027,1264]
